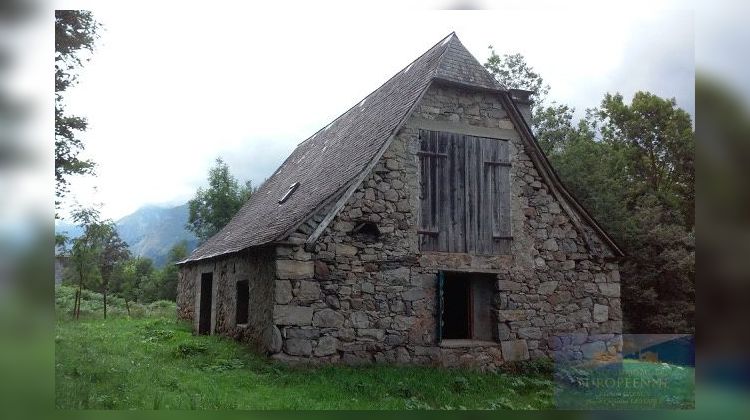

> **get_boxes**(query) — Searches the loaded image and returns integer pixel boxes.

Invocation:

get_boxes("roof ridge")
[296,33,456,149]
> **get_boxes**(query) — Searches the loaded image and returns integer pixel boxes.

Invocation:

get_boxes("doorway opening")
[199,272,213,335]
[439,272,495,341]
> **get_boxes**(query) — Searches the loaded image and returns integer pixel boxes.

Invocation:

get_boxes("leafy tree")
[595,92,695,227]
[484,48,549,106]
[64,206,130,319]
[55,10,101,216]
[187,158,254,241]
[157,241,189,301]
[484,51,695,333]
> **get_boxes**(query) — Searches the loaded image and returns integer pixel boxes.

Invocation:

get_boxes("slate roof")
[182,33,506,263]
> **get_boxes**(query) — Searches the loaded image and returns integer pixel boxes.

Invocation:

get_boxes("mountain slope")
[55,204,198,267]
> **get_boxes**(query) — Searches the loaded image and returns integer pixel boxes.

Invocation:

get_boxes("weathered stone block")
[517,327,542,340]
[501,340,529,361]
[497,280,523,291]
[312,309,345,328]
[335,244,358,257]
[402,288,426,301]
[357,328,386,341]
[538,281,558,295]
[593,304,609,322]
[274,305,314,326]
[497,310,527,322]
[296,280,321,301]
[276,260,314,280]
[275,280,292,304]
[314,336,338,356]
[598,283,620,297]
[285,338,312,356]
[350,311,369,328]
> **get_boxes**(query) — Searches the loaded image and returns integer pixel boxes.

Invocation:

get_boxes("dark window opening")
[236,279,249,325]
[199,272,213,335]
[351,221,381,240]
[438,272,495,341]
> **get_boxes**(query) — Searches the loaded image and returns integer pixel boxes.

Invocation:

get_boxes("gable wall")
[266,83,622,368]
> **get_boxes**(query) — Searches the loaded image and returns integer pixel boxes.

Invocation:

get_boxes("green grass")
[55,285,554,410]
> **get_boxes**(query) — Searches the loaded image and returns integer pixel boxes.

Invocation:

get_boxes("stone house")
[176,33,625,368]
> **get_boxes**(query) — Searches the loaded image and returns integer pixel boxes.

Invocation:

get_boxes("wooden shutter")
[418,129,511,254]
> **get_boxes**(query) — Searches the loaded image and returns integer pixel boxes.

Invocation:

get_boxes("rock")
[517,327,542,340]
[266,325,282,354]
[274,305,314,326]
[314,261,330,280]
[497,310,526,322]
[312,309,345,328]
[496,323,511,340]
[392,315,416,331]
[361,282,375,294]
[538,281,558,295]
[497,280,523,291]
[350,311,369,328]
[285,338,312,356]
[335,243,358,257]
[593,304,609,322]
[580,341,606,360]
[543,238,558,251]
[276,260,314,280]
[382,267,410,283]
[314,336,338,356]
[296,281,321,301]
[384,189,399,202]
[402,288,426,301]
[275,280,293,304]
[357,328,385,341]
[598,283,620,297]
[501,340,530,361]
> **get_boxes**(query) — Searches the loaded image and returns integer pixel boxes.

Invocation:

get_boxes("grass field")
[54,285,696,410]
[54,285,554,410]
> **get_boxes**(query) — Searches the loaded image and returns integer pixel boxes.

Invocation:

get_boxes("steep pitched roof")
[182,33,622,264]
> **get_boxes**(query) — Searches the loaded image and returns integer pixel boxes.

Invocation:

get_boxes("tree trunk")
[103,289,107,320]
[125,299,130,317]
[73,288,80,318]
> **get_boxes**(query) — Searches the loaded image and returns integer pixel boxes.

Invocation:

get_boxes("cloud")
[58,5,694,220]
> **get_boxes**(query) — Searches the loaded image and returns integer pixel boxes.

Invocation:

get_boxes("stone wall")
[177,247,277,352]
[268,82,622,368]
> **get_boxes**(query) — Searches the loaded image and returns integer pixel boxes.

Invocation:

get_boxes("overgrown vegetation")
[484,52,695,334]
[55,286,554,409]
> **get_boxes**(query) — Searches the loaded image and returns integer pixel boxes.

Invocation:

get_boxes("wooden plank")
[417,151,448,158]
[452,133,466,253]
[437,132,450,251]
[419,130,430,250]
[428,131,438,251]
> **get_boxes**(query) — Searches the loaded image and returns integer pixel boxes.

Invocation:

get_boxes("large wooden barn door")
[418,129,511,254]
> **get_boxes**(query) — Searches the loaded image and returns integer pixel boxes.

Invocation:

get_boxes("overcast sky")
[57,1,695,221]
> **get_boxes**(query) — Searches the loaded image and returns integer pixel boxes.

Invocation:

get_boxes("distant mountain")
[55,203,198,267]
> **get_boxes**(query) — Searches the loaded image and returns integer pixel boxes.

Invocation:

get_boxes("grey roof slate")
[182,33,505,263]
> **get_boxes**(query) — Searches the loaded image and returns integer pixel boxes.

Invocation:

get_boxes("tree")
[187,158,254,241]
[158,241,189,301]
[484,48,549,106]
[55,10,101,216]
[595,92,695,227]
[65,206,130,319]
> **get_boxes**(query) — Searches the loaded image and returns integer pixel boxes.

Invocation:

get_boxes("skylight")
[279,182,300,204]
